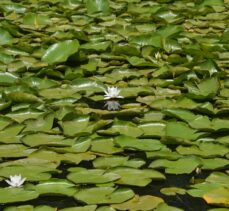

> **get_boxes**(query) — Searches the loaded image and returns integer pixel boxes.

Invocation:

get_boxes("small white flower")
[5,174,26,188]
[155,52,162,60]
[195,167,202,175]
[105,101,121,111]
[104,87,123,100]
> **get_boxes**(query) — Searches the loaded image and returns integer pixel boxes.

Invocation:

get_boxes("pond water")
[0,0,229,210]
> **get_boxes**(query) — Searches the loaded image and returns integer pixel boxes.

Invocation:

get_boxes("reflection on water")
[104,100,121,111]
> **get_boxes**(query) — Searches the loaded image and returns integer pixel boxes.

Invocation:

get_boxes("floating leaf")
[165,121,203,140]
[108,167,165,186]
[91,138,123,154]
[185,77,220,99]
[160,187,186,196]
[59,115,90,136]
[138,122,166,137]
[0,144,32,158]
[203,187,229,207]
[0,188,39,203]
[0,72,18,86]
[114,135,164,151]
[100,120,143,137]
[111,195,164,211]
[155,203,184,211]
[67,167,120,184]
[60,206,97,211]
[149,157,201,174]
[86,0,110,15]
[176,143,229,158]
[33,179,77,196]
[0,165,58,181]
[74,187,134,204]
[42,40,79,64]
[93,156,145,169]
[0,28,13,45]
[21,133,68,147]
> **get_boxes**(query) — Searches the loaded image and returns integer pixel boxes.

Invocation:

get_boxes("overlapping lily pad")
[0,0,228,210]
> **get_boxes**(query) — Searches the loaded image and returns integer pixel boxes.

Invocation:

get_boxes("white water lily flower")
[104,87,123,100]
[105,101,121,111]
[5,174,26,188]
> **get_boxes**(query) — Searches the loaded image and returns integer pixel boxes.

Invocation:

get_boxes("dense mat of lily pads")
[0,0,229,210]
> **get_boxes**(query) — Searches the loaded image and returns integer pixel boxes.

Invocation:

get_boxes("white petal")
[5,179,14,187]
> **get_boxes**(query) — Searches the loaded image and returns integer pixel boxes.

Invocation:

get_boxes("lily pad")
[67,168,120,184]
[203,187,229,207]
[91,138,123,154]
[93,156,145,169]
[60,206,97,211]
[114,135,164,151]
[21,133,68,147]
[0,165,58,181]
[149,157,201,174]
[74,187,134,204]
[108,167,165,186]
[33,179,77,196]
[0,188,39,203]
[42,40,79,64]
[160,187,186,196]
[111,195,164,211]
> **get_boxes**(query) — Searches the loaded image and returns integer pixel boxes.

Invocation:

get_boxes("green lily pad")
[33,179,77,196]
[21,133,69,147]
[23,113,54,132]
[138,122,166,137]
[6,108,44,123]
[60,206,97,211]
[22,13,51,29]
[155,203,184,211]
[206,172,229,187]
[86,0,110,15]
[3,205,34,211]
[0,188,39,203]
[185,77,220,99]
[42,40,79,64]
[67,167,120,184]
[149,157,201,174]
[176,143,229,158]
[39,87,81,100]
[100,120,143,137]
[29,149,96,165]
[91,138,123,154]
[108,167,165,186]
[0,28,13,45]
[0,144,32,158]
[114,135,164,151]
[0,165,58,181]
[0,124,24,143]
[93,156,145,169]
[74,187,134,204]
[160,187,186,196]
[23,77,59,90]
[111,195,164,211]
[187,182,222,198]
[59,115,90,136]
[96,207,115,211]
[203,187,229,207]
[165,121,204,141]
[0,72,18,86]
[200,158,229,170]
